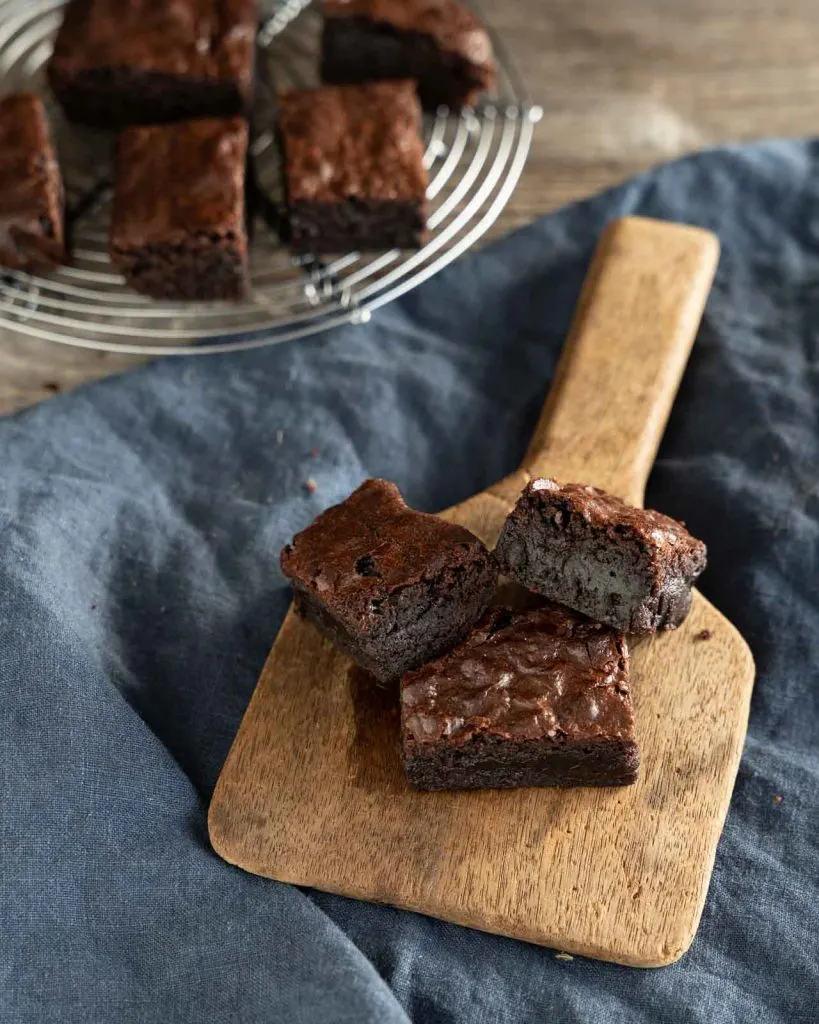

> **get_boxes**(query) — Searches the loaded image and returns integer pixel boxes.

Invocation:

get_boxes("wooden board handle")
[521,217,719,506]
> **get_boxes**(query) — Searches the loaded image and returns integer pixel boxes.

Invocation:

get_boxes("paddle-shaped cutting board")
[209,217,755,967]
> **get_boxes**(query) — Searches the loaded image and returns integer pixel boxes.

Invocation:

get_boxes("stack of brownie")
[281,477,706,793]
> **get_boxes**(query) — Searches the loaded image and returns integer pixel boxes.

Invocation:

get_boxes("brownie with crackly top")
[321,0,496,111]
[280,479,496,684]
[109,117,249,301]
[401,603,639,791]
[47,0,257,130]
[0,94,66,273]
[495,478,707,634]
[278,81,427,253]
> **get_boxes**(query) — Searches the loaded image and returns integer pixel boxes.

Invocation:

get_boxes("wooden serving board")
[209,217,755,967]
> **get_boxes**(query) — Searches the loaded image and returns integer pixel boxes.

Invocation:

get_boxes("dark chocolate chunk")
[0,94,66,273]
[280,478,497,684]
[495,478,707,634]
[109,117,250,301]
[47,0,257,130]
[321,0,496,111]
[278,81,428,254]
[401,603,639,791]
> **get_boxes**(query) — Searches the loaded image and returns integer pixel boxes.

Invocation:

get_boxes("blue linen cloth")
[1,140,817,1023]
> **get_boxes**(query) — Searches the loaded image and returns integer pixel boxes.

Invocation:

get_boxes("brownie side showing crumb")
[0,94,66,273]
[401,604,639,791]
[47,0,257,130]
[321,0,496,111]
[109,117,250,301]
[495,479,707,634]
[278,81,428,254]
[280,478,497,684]
[287,199,426,254]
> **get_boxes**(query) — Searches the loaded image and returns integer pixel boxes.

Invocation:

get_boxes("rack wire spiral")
[0,0,541,356]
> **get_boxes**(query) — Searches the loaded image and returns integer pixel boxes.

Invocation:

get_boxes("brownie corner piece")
[495,478,707,634]
[401,603,639,792]
[47,0,258,130]
[109,117,250,301]
[280,478,496,683]
[0,93,66,273]
[278,81,428,254]
[321,0,497,111]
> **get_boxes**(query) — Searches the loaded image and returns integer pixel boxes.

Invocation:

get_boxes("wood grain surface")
[3,0,819,415]
[208,218,755,967]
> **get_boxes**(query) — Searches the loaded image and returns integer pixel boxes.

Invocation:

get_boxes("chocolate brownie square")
[109,117,250,301]
[495,479,707,634]
[280,479,497,684]
[278,81,428,253]
[402,603,639,791]
[0,94,66,273]
[321,0,496,111]
[47,0,257,130]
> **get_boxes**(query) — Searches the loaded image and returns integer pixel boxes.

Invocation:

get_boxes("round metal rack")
[0,0,541,355]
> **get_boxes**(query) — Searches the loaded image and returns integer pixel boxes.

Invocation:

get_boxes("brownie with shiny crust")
[109,117,249,301]
[280,479,497,684]
[278,81,427,253]
[321,0,496,111]
[47,0,257,130]
[402,603,639,791]
[495,479,707,634]
[0,94,66,273]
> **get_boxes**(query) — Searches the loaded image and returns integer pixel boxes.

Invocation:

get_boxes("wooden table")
[3,0,817,416]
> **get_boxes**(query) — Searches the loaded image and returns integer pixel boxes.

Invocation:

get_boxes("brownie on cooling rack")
[321,0,496,111]
[401,604,639,791]
[47,0,257,130]
[109,117,250,301]
[0,94,66,273]
[278,81,428,254]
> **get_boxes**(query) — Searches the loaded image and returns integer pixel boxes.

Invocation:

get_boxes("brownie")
[278,81,428,254]
[0,94,66,273]
[280,479,497,684]
[47,0,257,130]
[401,603,639,791]
[109,117,250,301]
[495,479,707,634]
[321,0,496,111]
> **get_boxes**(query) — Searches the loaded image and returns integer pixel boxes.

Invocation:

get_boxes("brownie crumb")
[694,629,712,642]
[772,794,783,805]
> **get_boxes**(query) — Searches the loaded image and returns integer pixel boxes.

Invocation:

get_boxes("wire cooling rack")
[0,0,541,356]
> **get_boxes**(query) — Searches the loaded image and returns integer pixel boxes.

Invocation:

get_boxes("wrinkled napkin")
[1,140,817,1023]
